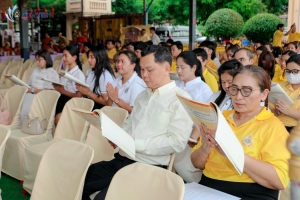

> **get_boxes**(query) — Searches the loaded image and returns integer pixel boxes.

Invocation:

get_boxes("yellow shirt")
[137,34,150,42]
[192,108,290,188]
[107,48,117,60]
[206,60,218,71]
[273,30,284,47]
[203,68,218,93]
[273,82,300,126]
[272,64,286,83]
[288,32,300,43]
[233,40,241,47]
[253,54,258,66]
[81,53,88,64]
[171,60,177,72]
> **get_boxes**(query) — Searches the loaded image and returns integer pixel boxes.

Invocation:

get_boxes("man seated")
[46,41,60,54]
[234,48,254,66]
[4,43,13,55]
[82,45,193,200]
[14,42,20,55]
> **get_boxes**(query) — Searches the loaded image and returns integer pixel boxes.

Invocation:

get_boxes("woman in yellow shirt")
[272,54,300,132]
[191,66,290,199]
[280,50,297,70]
[258,51,286,83]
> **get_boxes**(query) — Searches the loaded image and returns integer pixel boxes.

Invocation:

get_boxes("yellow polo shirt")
[203,68,218,93]
[81,53,88,64]
[107,48,117,60]
[273,30,284,47]
[253,54,258,66]
[206,60,218,71]
[192,108,290,188]
[272,82,300,126]
[272,64,287,83]
[171,59,177,72]
[288,32,300,43]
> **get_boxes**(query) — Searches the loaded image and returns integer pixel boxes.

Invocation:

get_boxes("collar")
[284,82,298,92]
[68,66,79,74]
[107,48,116,53]
[184,77,202,87]
[116,72,138,86]
[146,81,176,95]
[224,107,274,126]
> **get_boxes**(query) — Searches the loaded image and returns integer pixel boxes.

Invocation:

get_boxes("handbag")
[21,115,48,135]
[0,95,11,125]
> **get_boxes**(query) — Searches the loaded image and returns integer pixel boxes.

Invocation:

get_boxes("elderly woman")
[191,66,290,199]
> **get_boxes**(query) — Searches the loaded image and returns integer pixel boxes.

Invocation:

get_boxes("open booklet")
[184,182,240,200]
[59,70,90,88]
[4,75,31,88]
[177,94,244,175]
[37,77,65,86]
[269,82,293,105]
[72,108,135,159]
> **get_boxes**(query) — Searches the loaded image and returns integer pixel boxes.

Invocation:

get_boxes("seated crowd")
[2,24,299,200]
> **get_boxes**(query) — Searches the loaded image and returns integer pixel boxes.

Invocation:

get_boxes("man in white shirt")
[82,45,193,200]
[150,27,161,45]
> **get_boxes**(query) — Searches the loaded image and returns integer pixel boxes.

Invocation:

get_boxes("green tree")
[242,13,283,43]
[204,8,244,39]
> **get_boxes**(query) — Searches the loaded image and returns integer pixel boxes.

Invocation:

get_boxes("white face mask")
[285,73,300,84]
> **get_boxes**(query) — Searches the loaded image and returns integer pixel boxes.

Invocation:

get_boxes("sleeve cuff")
[135,139,145,151]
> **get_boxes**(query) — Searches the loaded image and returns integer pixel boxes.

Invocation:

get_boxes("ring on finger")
[215,143,219,147]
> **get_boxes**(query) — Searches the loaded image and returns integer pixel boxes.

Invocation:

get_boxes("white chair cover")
[23,98,94,193]
[30,139,94,200]
[105,163,185,200]
[0,66,21,89]
[1,90,60,180]
[1,86,27,129]
[0,125,11,200]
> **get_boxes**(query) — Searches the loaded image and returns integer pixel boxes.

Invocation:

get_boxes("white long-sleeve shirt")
[119,81,193,165]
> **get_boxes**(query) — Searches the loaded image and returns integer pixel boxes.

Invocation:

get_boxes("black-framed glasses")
[284,69,300,75]
[228,86,261,97]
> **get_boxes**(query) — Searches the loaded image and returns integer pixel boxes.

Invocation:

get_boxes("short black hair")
[282,50,297,57]
[199,41,217,59]
[150,27,156,31]
[254,40,265,46]
[142,45,172,66]
[83,42,92,49]
[193,48,208,61]
[134,42,147,51]
[146,40,153,45]
[226,45,239,54]
[166,39,174,44]
[35,49,53,68]
[116,40,121,44]
[265,43,273,50]
[171,41,183,51]
[277,24,284,30]
[106,40,115,45]
[256,45,268,52]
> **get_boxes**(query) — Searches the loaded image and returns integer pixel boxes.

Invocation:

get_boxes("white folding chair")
[30,139,94,200]
[23,98,94,193]
[105,163,185,200]
[1,90,60,180]
[14,58,24,63]
[0,125,11,200]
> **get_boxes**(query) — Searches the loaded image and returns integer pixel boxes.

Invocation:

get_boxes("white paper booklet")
[177,94,244,175]
[72,108,135,159]
[101,112,135,159]
[59,70,89,87]
[269,82,294,105]
[37,77,65,86]
[184,182,240,200]
[4,74,31,88]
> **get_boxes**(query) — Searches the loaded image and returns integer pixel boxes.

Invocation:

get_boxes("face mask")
[285,73,300,84]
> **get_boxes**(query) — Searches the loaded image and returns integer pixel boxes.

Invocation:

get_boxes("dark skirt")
[199,175,279,200]
[55,94,71,115]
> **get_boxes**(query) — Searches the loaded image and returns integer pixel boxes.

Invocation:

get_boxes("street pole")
[37,0,40,49]
[188,0,196,50]
[18,0,30,61]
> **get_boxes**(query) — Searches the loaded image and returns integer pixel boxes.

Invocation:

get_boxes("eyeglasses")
[228,86,261,97]
[36,58,44,63]
[284,69,300,75]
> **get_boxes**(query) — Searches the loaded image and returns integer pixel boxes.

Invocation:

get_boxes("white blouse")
[60,66,85,93]
[86,69,115,95]
[27,67,59,90]
[175,77,213,102]
[111,72,146,107]
[209,91,233,112]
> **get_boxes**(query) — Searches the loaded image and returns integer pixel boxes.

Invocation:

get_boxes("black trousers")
[200,175,279,200]
[82,153,136,200]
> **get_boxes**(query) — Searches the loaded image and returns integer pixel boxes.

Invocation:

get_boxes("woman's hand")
[76,84,90,95]
[106,82,118,102]
[276,100,292,116]
[204,132,227,158]
[53,84,64,93]
[27,88,32,93]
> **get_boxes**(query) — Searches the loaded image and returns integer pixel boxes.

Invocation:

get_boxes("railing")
[90,2,107,10]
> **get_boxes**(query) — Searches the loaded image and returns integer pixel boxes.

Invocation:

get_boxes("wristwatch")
[31,88,35,94]
[114,99,120,104]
